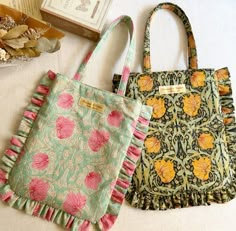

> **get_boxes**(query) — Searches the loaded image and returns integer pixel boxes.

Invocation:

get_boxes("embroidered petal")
[32,153,49,170]
[154,159,175,183]
[63,192,86,215]
[57,93,74,109]
[193,157,211,181]
[56,116,75,139]
[29,178,49,201]
[84,172,102,190]
[107,111,124,127]
[88,129,110,152]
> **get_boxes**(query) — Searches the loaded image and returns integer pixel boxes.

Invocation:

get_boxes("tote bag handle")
[73,15,135,97]
[143,2,198,73]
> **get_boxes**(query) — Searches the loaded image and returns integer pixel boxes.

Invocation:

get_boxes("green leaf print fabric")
[113,3,236,210]
[0,16,152,230]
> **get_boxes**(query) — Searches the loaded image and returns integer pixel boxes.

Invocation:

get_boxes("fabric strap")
[143,2,198,72]
[73,15,135,97]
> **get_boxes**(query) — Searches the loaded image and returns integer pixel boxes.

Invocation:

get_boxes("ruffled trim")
[98,105,152,230]
[0,70,152,230]
[113,68,236,210]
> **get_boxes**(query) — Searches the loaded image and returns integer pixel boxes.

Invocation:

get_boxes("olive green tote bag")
[113,2,236,210]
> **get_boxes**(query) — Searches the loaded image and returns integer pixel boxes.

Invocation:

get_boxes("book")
[40,0,113,41]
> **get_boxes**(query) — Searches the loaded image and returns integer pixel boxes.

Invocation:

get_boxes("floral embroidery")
[29,178,49,201]
[63,192,87,215]
[57,93,74,109]
[144,137,161,153]
[183,94,201,116]
[56,116,75,139]
[0,169,7,184]
[154,159,175,183]
[32,153,49,170]
[193,157,211,181]
[84,172,102,190]
[107,111,123,127]
[146,97,166,119]
[190,71,206,88]
[88,129,110,152]
[137,75,153,91]
[198,133,214,150]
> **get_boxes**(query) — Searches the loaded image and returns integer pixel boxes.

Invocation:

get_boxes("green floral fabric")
[113,2,236,210]
[0,16,152,230]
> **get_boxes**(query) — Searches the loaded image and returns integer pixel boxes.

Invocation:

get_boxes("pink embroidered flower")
[0,169,7,184]
[29,178,49,201]
[100,214,117,231]
[57,93,74,109]
[32,153,49,170]
[63,192,87,215]
[88,130,110,152]
[107,111,124,127]
[56,116,75,139]
[84,172,102,190]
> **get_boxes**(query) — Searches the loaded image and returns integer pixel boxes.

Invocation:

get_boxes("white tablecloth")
[0,0,236,230]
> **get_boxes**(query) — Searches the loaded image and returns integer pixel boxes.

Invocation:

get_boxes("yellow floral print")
[145,137,161,153]
[138,75,153,91]
[144,55,151,69]
[193,157,211,181]
[155,159,175,183]
[146,97,166,119]
[198,133,214,150]
[190,71,206,88]
[215,68,229,81]
[222,107,232,114]
[218,85,230,96]
[224,118,233,125]
[183,94,201,116]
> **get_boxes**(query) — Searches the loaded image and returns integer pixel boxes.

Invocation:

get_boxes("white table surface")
[0,0,236,230]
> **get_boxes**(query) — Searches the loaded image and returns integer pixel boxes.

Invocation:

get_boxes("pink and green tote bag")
[0,16,152,230]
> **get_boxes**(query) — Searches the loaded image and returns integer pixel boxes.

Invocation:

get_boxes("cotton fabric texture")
[113,2,236,210]
[0,16,152,230]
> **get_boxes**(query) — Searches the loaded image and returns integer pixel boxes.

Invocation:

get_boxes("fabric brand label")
[79,97,105,113]
[159,84,186,95]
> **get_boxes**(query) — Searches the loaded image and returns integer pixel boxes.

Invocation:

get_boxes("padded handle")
[143,2,198,72]
[73,15,135,97]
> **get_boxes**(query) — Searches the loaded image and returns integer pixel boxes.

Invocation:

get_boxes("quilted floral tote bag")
[113,2,236,210]
[0,16,152,230]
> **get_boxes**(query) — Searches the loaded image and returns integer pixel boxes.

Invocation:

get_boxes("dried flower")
[0,15,61,64]
[0,48,9,61]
